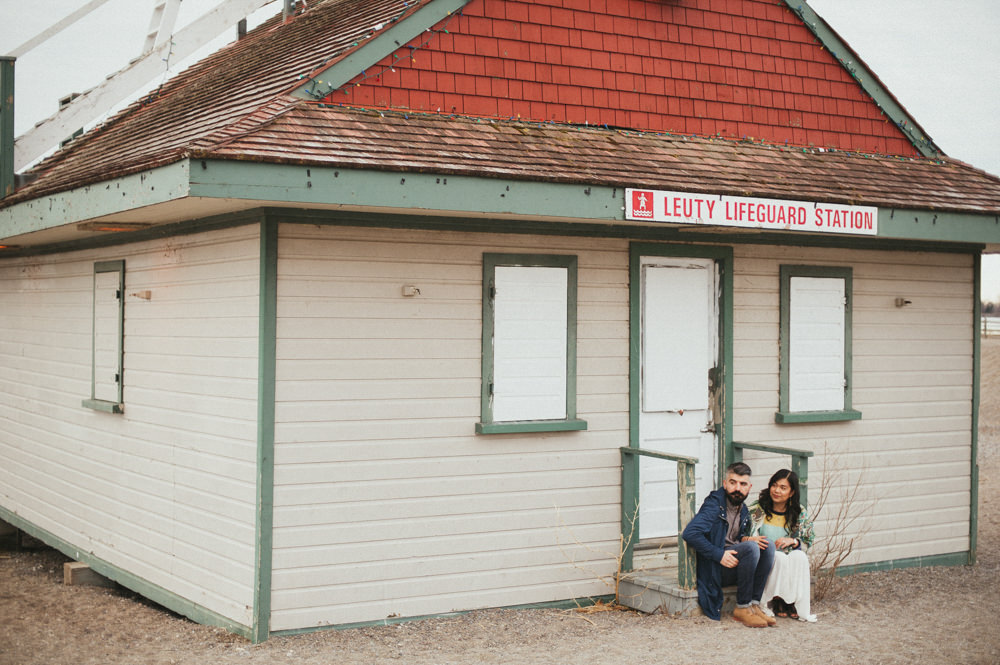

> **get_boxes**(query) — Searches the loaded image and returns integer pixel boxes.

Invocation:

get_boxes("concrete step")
[618,566,738,616]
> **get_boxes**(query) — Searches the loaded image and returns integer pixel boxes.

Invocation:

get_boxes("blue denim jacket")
[681,487,751,620]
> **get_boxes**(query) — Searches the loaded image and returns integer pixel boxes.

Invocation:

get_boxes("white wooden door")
[638,257,719,539]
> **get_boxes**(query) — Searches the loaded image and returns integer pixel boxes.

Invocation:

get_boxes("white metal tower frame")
[6,0,278,171]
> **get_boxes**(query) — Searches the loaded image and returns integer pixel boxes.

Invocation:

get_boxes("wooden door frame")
[624,242,734,542]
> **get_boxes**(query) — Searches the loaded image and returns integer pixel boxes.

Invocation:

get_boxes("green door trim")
[625,242,735,546]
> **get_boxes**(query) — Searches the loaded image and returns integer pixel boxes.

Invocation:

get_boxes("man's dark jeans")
[720,539,775,605]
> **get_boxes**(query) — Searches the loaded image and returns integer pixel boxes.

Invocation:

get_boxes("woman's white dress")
[748,502,817,622]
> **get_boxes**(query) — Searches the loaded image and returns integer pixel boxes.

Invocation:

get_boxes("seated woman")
[746,469,817,622]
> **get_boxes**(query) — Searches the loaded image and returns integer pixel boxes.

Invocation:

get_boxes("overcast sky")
[3,0,999,295]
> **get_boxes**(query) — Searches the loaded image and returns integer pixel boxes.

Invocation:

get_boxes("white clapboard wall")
[269,224,630,630]
[0,225,261,626]
[731,244,974,565]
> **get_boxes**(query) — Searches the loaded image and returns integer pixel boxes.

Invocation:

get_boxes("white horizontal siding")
[732,245,974,567]
[271,224,629,631]
[0,225,261,626]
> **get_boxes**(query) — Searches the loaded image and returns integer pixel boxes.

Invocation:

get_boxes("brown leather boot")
[732,606,768,628]
[752,603,777,626]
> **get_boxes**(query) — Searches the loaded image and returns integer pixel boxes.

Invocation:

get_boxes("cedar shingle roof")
[194,102,1000,214]
[4,0,1000,216]
[5,0,423,205]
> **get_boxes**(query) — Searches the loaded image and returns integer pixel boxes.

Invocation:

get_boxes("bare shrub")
[555,498,667,609]
[808,444,876,600]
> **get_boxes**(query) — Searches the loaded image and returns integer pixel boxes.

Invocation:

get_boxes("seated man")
[681,462,776,627]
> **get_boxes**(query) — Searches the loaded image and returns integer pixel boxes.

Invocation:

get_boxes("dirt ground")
[4,346,1000,665]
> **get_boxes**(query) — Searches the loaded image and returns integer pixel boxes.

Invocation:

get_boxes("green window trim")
[478,253,586,434]
[83,259,125,414]
[777,265,859,424]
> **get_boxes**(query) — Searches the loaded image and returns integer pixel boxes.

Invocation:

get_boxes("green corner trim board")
[253,218,278,643]
[971,254,981,564]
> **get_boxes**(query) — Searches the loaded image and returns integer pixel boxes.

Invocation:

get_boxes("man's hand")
[720,549,739,568]
[743,535,770,550]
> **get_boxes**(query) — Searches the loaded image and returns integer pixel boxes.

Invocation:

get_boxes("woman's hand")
[775,537,797,549]
[742,535,770,550]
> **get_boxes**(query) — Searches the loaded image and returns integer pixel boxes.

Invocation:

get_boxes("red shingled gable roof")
[321,0,922,155]
[5,0,1000,215]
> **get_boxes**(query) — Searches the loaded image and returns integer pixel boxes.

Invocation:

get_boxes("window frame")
[476,253,587,434]
[82,260,125,414]
[776,264,861,424]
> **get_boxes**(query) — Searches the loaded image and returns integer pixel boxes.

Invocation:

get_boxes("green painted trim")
[476,419,588,434]
[774,409,862,424]
[620,446,699,466]
[266,206,985,254]
[479,253,581,432]
[80,398,123,414]
[782,1,940,157]
[11,157,1000,249]
[833,551,970,576]
[625,243,734,567]
[731,441,814,458]
[0,208,265,259]
[270,595,616,637]
[89,259,125,406]
[778,265,856,420]
[292,0,472,100]
[1,57,14,199]
[879,208,1000,245]
[189,161,624,223]
[252,218,278,643]
[0,161,191,239]
[970,254,981,564]
[0,505,252,639]
[189,161,1000,248]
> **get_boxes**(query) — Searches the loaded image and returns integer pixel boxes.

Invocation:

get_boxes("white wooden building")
[1,0,998,641]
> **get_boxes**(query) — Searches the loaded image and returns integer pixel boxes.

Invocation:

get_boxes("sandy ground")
[4,345,1000,665]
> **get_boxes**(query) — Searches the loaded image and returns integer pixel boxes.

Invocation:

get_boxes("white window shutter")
[93,269,122,403]
[492,266,568,421]
[789,276,845,412]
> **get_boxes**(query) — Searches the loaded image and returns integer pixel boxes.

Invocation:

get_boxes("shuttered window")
[777,265,861,423]
[477,254,587,434]
[83,260,125,413]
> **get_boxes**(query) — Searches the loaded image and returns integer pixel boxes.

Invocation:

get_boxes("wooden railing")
[732,441,814,508]
[619,447,698,589]
[620,441,814,592]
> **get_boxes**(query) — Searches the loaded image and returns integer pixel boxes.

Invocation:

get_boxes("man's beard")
[726,490,747,506]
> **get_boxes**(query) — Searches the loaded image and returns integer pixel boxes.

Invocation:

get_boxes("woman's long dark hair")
[757,469,802,533]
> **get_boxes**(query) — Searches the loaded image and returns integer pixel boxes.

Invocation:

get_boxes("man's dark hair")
[726,461,752,477]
